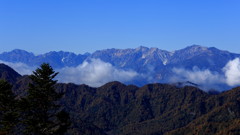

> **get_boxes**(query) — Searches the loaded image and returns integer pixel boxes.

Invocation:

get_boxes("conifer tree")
[0,80,18,135]
[21,63,70,135]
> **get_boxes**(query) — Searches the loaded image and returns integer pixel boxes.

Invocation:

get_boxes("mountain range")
[0,45,240,91]
[0,63,240,135]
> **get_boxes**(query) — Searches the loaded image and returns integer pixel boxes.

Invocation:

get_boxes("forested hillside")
[0,63,240,135]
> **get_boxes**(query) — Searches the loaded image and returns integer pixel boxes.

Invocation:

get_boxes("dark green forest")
[1,63,240,135]
[0,63,70,135]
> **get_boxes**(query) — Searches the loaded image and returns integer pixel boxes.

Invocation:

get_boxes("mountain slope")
[1,64,240,134]
[169,45,239,72]
[168,87,240,135]
[0,63,21,84]
[89,46,171,72]
[53,82,240,135]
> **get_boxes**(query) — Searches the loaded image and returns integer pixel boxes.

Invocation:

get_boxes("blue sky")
[0,0,240,54]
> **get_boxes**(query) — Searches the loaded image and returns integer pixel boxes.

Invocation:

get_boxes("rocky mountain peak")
[136,46,149,52]
[11,49,33,54]
[5,49,34,56]
[183,45,208,52]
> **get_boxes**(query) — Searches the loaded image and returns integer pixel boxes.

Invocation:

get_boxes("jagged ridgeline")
[0,63,240,135]
[1,45,240,90]
[1,45,238,71]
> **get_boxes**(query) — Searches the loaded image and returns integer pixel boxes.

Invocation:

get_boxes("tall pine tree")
[0,80,18,135]
[21,63,70,135]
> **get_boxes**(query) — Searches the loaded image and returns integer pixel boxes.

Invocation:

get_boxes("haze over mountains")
[1,45,240,91]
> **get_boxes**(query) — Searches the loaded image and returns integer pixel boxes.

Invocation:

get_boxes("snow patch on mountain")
[163,60,168,65]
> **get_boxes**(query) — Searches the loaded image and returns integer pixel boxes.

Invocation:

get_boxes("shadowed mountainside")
[0,63,21,84]
[1,63,240,135]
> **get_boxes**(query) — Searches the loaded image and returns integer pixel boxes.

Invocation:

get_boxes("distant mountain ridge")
[0,45,240,90]
[0,49,89,68]
[0,45,236,68]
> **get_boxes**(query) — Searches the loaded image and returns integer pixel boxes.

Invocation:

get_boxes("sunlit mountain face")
[1,45,240,91]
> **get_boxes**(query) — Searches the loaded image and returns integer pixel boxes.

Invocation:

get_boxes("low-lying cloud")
[171,66,225,90]
[171,58,240,91]
[57,59,139,87]
[1,58,240,90]
[0,59,140,87]
[223,58,240,86]
[0,60,34,75]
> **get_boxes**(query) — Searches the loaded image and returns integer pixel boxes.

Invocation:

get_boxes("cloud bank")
[0,59,140,87]
[223,58,240,86]
[170,66,225,90]
[57,59,139,87]
[171,58,240,90]
[0,60,34,75]
[1,58,240,90]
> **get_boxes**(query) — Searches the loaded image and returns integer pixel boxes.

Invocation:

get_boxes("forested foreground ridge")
[0,63,240,135]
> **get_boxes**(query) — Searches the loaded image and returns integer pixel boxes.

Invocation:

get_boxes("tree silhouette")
[0,80,18,135]
[21,63,70,135]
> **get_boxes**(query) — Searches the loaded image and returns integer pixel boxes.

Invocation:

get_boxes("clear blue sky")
[0,0,240,54]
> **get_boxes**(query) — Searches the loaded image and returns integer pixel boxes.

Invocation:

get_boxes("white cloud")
[57,59,139,87]
[223,58,240,86]
[0,60,34,75]
[170,58,240,90]
[2,58,240,89]
[171,66,225,90]
[0,59,140,87]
